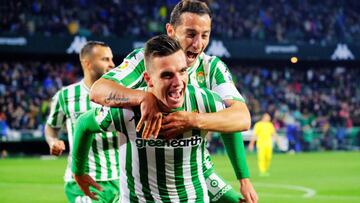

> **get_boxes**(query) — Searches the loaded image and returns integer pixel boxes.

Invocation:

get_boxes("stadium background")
[0,0,359,202]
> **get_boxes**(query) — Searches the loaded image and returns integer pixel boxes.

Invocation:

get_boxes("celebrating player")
[90,1,257,202]
[45,41,120,203]
[72,35,228,202]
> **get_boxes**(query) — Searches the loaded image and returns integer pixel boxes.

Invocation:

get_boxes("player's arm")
[44,91,66,156]
[90,54,161,139]
[72,108,106,200]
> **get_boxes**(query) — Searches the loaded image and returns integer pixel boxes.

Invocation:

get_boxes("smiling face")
[144,50,188,111]
[166,12,211,67]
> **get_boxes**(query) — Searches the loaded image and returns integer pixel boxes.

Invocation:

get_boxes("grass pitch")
[0,151,359,203]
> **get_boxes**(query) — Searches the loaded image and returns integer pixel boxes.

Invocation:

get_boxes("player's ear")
[166,23,175,37]
[144,72,154,87]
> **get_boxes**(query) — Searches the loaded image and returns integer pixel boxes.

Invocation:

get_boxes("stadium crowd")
[1,60,359,151]
[1,0,360,43]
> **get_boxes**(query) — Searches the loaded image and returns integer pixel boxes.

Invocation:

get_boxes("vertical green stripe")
[190,142,204,201]
[50,100,61,126]
[112,109,122,133]
[174,148,188,201]
[156,148,171,202]
[138,148,154,202]
[74,85,81,112]
[101,132,112,179]
[86,95,91,110]
[200,92,210,113]
[209,57,221,89]
[112,134,120,177]
[62,89,70,117]
[204,90,217,112]
[120,61,145,88]
[91,140,101,180]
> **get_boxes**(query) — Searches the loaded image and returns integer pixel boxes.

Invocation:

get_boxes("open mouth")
[167,89,184,108]
[168,89,183,101]
[186,51,198,62]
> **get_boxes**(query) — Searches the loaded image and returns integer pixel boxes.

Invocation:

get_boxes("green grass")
[0,151,359,203]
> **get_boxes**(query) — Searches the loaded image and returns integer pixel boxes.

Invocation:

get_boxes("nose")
[192,35,202,51]
[172,74,182,87]
[109,60,115,69]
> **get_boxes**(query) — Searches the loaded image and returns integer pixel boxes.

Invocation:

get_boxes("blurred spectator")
[0,61,80,130]
[1,0,360,43]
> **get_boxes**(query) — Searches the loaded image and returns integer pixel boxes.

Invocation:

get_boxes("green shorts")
[205,171,243,203]
[64,180,119,203]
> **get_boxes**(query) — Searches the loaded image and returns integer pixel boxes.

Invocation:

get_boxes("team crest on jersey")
[118,61,129,71]
[196,71,205,85]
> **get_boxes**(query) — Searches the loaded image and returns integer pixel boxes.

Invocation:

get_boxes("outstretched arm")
[90,78,162,139]
[72,109,103,200]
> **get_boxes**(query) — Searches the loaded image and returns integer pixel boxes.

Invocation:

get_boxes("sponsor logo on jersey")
[135,136,202,148]
[196,71,205,85]
[212,185,232,202]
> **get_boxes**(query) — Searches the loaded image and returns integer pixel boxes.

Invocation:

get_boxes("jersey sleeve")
[209,57,245,102]
[46,90,66,128]
[101,48,146,89]
[94,106,117,132]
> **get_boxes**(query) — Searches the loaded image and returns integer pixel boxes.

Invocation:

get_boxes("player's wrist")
[239,178,250,186]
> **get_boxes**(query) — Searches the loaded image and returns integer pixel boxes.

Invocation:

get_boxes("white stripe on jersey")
[212,82,244,101]
[197,143,209,203]
[146,147,161,201]
[182,143,196,202]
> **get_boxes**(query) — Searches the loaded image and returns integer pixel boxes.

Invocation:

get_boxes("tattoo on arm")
[104,92,129,105]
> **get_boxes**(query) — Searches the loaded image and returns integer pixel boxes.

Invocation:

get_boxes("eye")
[202,34,209,39]
[180,68,187,74]
[187,33,196,38]
[161,72,173,79]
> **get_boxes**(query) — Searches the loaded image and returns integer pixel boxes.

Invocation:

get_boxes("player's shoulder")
[59,81,82,92]
[201,53,225,65]
[125,48,145,61]
[55,81,83,98]
[200,53,229,74]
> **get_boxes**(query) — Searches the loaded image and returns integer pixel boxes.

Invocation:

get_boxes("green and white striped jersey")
[94,85,225,202]
[103,48,245,102]
[102,48,244,176]
[46,80,120,182]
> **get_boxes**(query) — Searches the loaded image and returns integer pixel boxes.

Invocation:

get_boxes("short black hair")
[144,34,182,70]
[80,41,109,60]
[170,0,212,28]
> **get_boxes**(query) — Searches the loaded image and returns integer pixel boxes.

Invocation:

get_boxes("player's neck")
[83,75,97,90]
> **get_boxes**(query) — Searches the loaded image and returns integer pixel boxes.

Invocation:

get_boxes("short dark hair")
[80,41,109,60]
[144,35,182,70]
[170,0,212,28]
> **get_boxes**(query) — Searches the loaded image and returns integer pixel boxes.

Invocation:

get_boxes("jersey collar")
[187,52,204,75]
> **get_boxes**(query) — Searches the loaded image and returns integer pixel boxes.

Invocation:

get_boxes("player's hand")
[240,178,258,203]
[50,140,65,156]
[73,174,103,200]
[136,92,162,139]
[160,111,197,139]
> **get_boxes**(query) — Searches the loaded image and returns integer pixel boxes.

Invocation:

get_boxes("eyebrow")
[185,28,210,34]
